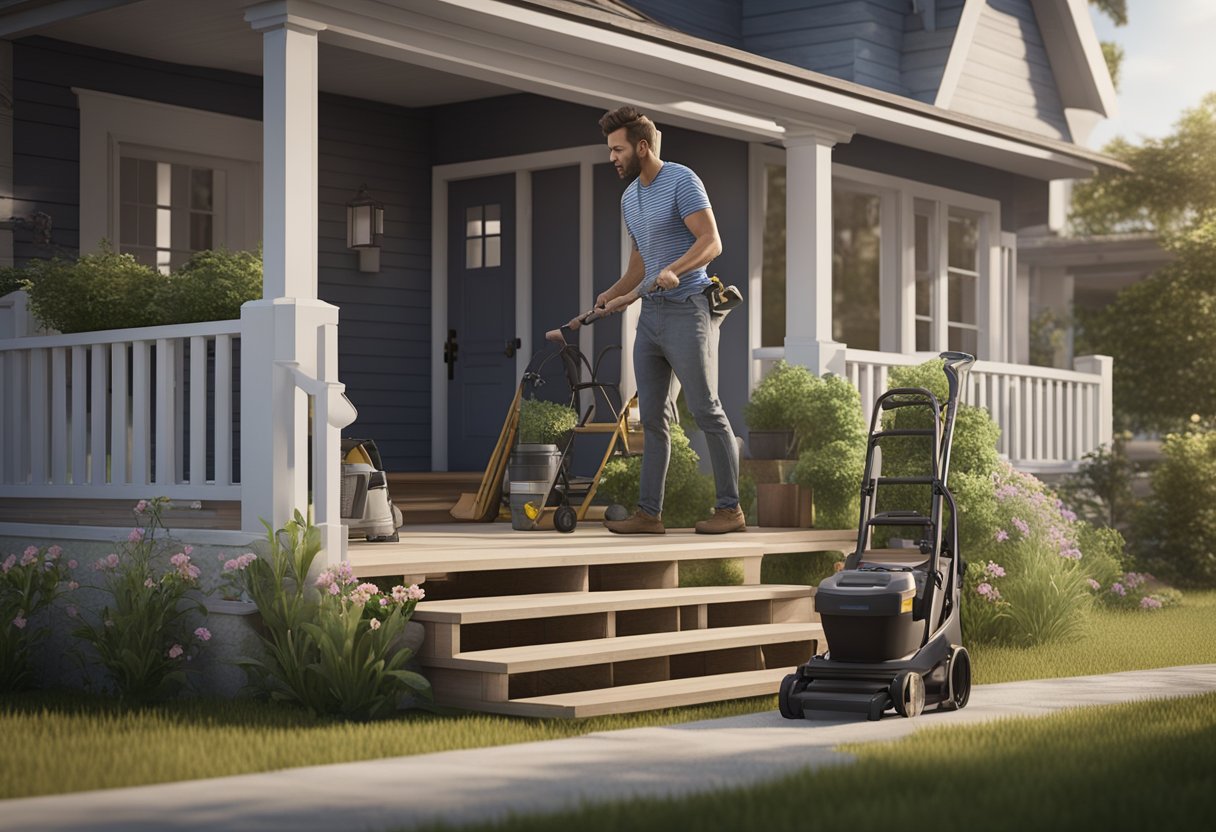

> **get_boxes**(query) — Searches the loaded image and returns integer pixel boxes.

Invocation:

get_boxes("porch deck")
[350,524,857,718]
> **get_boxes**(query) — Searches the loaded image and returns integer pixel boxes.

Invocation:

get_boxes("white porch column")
[782,125,852,377]
[242,8,345,567]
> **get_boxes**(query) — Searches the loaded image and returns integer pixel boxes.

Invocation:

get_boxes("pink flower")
[1111,582,1126,597]
[224,559,240,572]
[369,618,381,631]
[350,583,378,606]
[67,559,78,570]
[67,581,79,591]
[976,582,993,597]
[167,644,184,659]
[984,561,1006,579]
[11,614,27,630]
[106,553,119,569]
[379,597,389,607]
[170,553,189,567]
[20,548,37,567]
[1011,517,1030,537]
[391,585,408,603]
[1,554,15,574]
[144,578,156,588]
[128,528,144,543]
[315,571,335,588]
[327,583,340,596]
[236,553,256,569]
[183,545,194,556]
[194,627,211,642]
[995,529,1009,543]
[1140,596,1163,610]
[1086,578,1100,591]
[406,584,425,602]
[47,545,62,560]
[65,605,78,618]
[134,500,148,514]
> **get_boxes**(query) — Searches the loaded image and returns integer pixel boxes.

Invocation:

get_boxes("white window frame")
[75,88,262,256]
[747,145,1004,389]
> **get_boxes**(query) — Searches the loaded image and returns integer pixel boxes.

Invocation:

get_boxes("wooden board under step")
[413,584,814,624]
[439,667,795,718]
[422,622,823,674]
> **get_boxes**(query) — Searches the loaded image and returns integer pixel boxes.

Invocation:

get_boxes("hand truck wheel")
[554,504,577,533]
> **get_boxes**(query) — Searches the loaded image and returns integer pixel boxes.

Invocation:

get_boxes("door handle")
[443,329,458,380]
[505,337,521,358]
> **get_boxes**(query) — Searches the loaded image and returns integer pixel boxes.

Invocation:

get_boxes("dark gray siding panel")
[529,165,582,400]
[317,94,433,472]
[900,0,965,103]
[836,135,1048,231]
[432,94,606,165]
[629,0,743,47]
[593,160,625,391]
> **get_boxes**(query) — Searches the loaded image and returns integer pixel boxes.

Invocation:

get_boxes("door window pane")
[485,235,501,268]
[832,189,882,351]
[464,203,502,270]
[761,164,786,348]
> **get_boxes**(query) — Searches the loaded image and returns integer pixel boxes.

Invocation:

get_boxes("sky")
[1086,0,1216,149]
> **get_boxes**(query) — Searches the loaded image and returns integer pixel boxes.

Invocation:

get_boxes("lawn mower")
[779,351,976,721]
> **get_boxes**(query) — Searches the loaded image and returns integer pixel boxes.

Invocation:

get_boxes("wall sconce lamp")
[347,184,384,273]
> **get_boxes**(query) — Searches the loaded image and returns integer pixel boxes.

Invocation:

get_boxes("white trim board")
[74,88,262,255]
[430,144,612,471]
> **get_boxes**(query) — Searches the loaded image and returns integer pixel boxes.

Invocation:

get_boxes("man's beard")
[618,152,641,180]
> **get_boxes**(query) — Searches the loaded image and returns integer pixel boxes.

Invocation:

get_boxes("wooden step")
[442,667,794,718]
[422,622,823,674]
[413,584,813,624]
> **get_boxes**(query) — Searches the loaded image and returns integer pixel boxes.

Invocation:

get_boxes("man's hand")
[545,327,567,344]
[595,291,613,310]
[603,292,639,314]
[656,268,679,290]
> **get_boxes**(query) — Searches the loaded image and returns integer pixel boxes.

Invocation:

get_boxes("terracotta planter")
[756,483,813,528]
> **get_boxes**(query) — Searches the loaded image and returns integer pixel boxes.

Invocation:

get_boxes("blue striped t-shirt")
[622,162,713,302]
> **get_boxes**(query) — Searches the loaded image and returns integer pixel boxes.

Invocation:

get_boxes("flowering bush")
[71,498,209,700]
[0,544,77,691]
[1090,570,1183,611]
[226,511,431,720]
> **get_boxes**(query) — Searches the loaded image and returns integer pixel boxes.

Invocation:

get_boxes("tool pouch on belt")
[703,275,743,321]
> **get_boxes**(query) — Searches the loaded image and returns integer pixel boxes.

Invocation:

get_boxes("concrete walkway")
[4,664,1215,832]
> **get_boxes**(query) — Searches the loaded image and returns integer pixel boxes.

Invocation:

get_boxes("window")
[465,204,502,269]
[832,188,882,350]
[760,165,786,347]
[76,89,260,259]
[119,156,221,273]
[947,211,980,354]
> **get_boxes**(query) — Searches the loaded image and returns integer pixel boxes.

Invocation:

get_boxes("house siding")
[741,0,910,95]
[10,37,435,473]
[948,0,1071,140]
[900,0,966,104]
[628,0,743,48]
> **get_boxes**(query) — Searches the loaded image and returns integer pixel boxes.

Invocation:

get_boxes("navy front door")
[447,174,516,471]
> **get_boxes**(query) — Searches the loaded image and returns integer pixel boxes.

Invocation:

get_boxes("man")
[558,105,743,535]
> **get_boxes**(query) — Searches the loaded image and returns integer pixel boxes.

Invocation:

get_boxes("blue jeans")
[634,292,739,516]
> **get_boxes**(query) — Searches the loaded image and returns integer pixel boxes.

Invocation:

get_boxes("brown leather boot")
[604,508,665,535]
[695,506,747,535]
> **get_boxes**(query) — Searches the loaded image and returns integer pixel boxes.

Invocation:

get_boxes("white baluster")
[111,343,129,485]
[215,334,232,486]
[90,344,107,485]
[71,346,87,484]
[155,339,177,487]
[51,347,68,484]
[190,336,207,485]
[132,341,151,487]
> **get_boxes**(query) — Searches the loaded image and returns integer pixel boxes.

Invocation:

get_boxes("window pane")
[948,326,978,355]
[120,157,138,203]
[190,213,213,251]
[137,159,157,205]
[466,237,482,269]
[485,235,501,268]
[156,162,171,207]
[120,203,138,246]
[156,207,172,249]
[914,210,933,319]
[914,213,929,272]
[761,165,786,348]
[138,207,157,247]
[948,272,977,325]
[916,319,931,352]
[832,189,882,351]
[484,203,501,236]
[466,206,483,239]
[948,214,978,271]
[915,277,932,318]
[190,168,213,211]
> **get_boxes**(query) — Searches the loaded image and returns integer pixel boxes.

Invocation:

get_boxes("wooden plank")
[412,585,813,624]
[422,622,824,674]
[90,344,107,485]
[436,667,794,719]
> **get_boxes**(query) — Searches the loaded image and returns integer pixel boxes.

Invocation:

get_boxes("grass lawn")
[2,591,1214,800]
[424,691,1216,832]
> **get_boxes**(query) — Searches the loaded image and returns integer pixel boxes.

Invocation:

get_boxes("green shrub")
[22,246,165,333]
[793,439,864,529]
[157,248,262,325]
[16,245,262,334]
[1131,430,1216,587]
[0,266,26,298]
[1057,436,1138,528]
[744,360,814,432]
[597,423,714,528]
[744,362,867,455]
[518,398,579,445]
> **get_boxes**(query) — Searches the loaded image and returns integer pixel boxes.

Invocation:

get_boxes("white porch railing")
[0,320,242,499]
[754,347,1113,471]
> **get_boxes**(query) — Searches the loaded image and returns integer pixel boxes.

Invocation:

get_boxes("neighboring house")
[0,0,1122,558]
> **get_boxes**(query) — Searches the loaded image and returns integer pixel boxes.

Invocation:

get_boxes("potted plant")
[744,360,815,460]
[508,398,579,528]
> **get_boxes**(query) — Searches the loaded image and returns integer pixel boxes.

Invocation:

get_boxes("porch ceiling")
[27,0,516,108]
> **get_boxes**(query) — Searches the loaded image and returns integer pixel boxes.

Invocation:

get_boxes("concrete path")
[4,664,1215,832]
